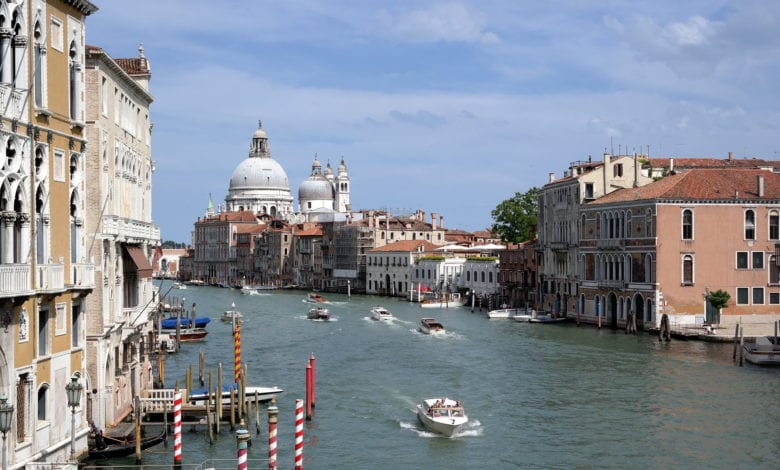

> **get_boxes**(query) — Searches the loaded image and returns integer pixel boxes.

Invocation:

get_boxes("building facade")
[366,240,439,297]
[84,43,158,429]
[0,0,98,465]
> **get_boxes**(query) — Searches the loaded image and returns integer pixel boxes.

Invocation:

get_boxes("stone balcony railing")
[69,263,96,289]
[0,264,32,298]
[36,263,65,292]
[103,216,161,243]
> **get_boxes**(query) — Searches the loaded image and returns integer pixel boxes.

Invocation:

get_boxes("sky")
[87,1,780,244]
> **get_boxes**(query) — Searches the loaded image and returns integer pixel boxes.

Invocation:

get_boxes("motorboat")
[371,306,394,321]
[416,398,468,437]
[160,316,211,329]
[307,307,331,321]
[527,313,570,324]
[742,336,780,365]
[160,328,208,342]
[220,303,243,323]
[306,292,327,303]
[240,286,260,295]
[188,384,284,407]
[419,318,445,335]
[172,281,187,289]
[487,307,533,320]
[87,428,167,460]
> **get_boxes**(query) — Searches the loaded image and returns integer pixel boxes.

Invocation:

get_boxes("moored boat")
[371,306,394,321]
[154,333,177,353]
[416,398,468,437]
[160,316,211,329]
[487,307,533,320]
[742,336,780,365]
[419,318,445,335]
[87,428,166,460]
[160,327,208,342]
[188,384,284,406]
[527,313,569,324]
[307,307,331,321]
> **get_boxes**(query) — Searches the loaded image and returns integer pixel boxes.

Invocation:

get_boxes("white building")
[366,240,440,297]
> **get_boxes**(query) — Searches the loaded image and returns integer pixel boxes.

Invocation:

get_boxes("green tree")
[490,187,538,244]
[707,289,731,310]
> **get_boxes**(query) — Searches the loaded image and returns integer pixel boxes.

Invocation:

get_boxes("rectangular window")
[752,252,765,270]
[753,287,765,305]
[101,76,108,116]
[770,292,780,304]
[736,251,749,269]
[53,150,65,182]
[771,258,780,285]
[584,183,594,199]
[50,17,63,51]
[71,304,81,347]
[55,303,66,335]
[771,213,780,240]
[736,287,749,305]
[38,309,49,356]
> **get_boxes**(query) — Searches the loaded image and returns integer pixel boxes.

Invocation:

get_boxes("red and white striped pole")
[294,399,304,470]
[236,428,250,470]
[173,389,182,466]
[234,322,242,383]
[267,401,278,470]
[309,353,316,409]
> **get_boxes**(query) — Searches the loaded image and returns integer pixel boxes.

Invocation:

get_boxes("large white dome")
[298,176,334,201]
[229,157,290,191]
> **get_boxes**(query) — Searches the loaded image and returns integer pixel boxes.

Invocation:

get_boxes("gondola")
[87,428,167,459]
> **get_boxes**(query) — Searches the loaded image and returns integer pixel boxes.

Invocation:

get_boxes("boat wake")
[297,315,338,322]
[409,329,465,340]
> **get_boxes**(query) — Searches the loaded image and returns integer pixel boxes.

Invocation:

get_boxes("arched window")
[745,209,756,240]
[770,210,779,240]
[682,255,694,285]
[37,384,49,421]
[682,209,693,240]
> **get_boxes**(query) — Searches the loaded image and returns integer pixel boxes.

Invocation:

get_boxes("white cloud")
[377,3,499,44]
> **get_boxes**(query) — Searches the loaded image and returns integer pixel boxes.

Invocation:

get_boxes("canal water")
[88,282,780,469]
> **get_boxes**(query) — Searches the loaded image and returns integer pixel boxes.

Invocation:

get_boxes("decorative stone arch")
[633,293,646,330]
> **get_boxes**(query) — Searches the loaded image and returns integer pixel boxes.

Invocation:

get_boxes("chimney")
[431,212,438,230]
[439,215,444,229]
[758,174,765,197]
[670,158,675,173]
[728,151,733,161]
[548,172,555,183]
[633,153,639,187]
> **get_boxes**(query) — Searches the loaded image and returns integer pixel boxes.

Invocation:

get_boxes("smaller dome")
[338,158,347,174]
[253,120,267,139]
[324,162,333,176]
[299,176,334,201]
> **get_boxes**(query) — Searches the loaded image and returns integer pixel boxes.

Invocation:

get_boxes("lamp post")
[0,395,14,470]
[65,375,83,461]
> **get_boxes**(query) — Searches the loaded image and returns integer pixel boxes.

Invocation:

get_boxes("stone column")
[1,212,16,263]
[18,213,30,263]
[0,29,11,85]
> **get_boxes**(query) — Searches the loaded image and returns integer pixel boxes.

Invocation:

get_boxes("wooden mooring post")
[732,323,740,361]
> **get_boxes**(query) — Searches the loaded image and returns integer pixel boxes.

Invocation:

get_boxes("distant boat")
[172,282,187,289]
[419,318,445,335]
[220,303,243,323]
[306,293,327,303]
[155,333,177,354]
[527,313,570,324]
[307,307,331,321]
[488,307,534,321]
[188,384,284,406]
[160,316,211,329]
[240,286,260,295]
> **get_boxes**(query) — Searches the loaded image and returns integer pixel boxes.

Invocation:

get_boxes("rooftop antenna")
[610,136,614,155]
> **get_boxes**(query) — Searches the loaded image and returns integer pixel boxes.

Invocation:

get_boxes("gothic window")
[34,21,44,108]
[69,41,78,120]
[37,384,48,421]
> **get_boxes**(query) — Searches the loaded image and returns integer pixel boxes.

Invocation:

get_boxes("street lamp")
[65,375,83,461]
[0,395,14,470]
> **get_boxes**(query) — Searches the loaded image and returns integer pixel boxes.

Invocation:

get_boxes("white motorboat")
[742,336,780,365]
[416,398,468,437]
[487,307,533,320]
[172,282,187,289]
[308,307,331,321]
[419,318,445,335]
[527,312,570,324]
[188,384,284,406]
[371,306,394,321]
[240,286,260,295]
[220,303,243,323]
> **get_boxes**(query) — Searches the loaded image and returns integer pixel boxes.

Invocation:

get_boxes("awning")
[124,245,153,278]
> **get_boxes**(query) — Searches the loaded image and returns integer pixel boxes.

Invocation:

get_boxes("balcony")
[596,239,624,249]
[69,263,96,289]
[0,264,32,298]
[103,216,161,243]
[36,263,65,293]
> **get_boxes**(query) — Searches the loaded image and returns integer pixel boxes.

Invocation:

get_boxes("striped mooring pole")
[236,428,250,470]
[309,353,316,408]
[234,322,242,383]
[294,399,304,470]
[173,389,182,466]
[267,401,278,469]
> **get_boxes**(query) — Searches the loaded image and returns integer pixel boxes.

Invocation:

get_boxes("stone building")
[84,42,158,430]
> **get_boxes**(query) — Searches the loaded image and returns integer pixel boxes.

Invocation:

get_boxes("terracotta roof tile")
[369,240,440,253]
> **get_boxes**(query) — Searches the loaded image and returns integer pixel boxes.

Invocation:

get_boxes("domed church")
[222,121,350,222]
[225,121,295,217]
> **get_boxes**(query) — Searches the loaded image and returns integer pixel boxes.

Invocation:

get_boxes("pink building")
[579,168,780,335]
